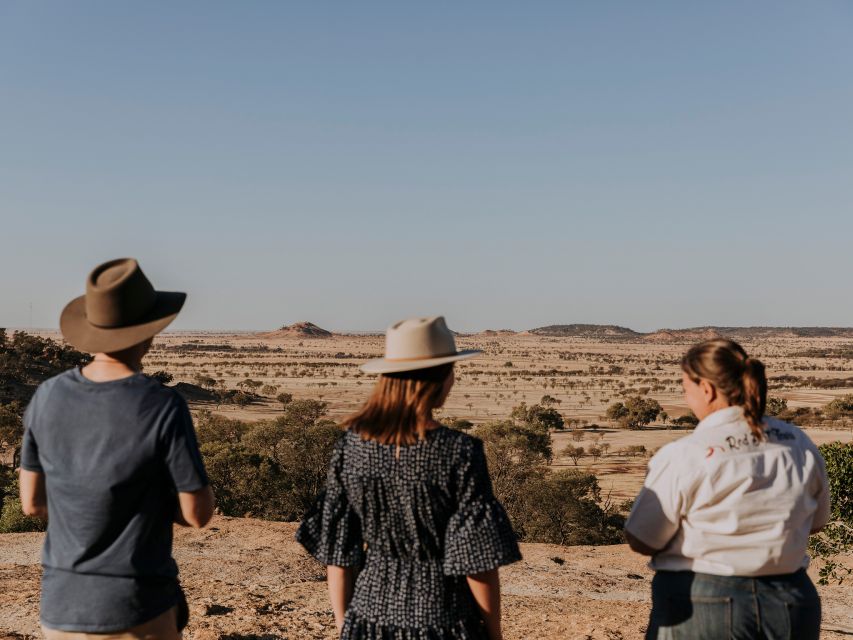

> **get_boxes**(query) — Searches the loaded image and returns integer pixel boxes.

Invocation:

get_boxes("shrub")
[606,396,661,430]
[510,402,564,432]
[515,470,624,545]
[194,402,342,521]
[0,474,45,534]
[809,442,853,584]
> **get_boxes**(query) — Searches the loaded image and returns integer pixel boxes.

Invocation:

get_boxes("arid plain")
[147,324,853,501]
[3,325,852,639]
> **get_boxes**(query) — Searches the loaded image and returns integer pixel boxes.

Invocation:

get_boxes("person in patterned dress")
[297,316,521,639]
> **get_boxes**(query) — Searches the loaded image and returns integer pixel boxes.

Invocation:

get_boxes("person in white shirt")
[625,339,830,640]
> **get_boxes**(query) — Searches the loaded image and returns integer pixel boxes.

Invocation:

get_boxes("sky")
[1,2,851,333]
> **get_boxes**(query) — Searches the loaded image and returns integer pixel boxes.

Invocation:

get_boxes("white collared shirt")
[625,406,831,576]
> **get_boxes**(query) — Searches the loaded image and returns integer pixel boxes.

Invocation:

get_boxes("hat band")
[384,351,459,362]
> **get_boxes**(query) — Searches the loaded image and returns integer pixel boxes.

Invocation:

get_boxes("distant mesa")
[479,329,518,337]
[642,328,723,343]
[260,322,333,339]
[530,324,853,341]
[529,324,641,339]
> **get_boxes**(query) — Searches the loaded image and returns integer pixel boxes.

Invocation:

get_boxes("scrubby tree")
[516,470,624,545]
[474,420,551,525]
[824,395,853,421]
[148,370,174,385]
[446,417,474,431]
[563,445,585,466]
[809,442,853,584]
[606,396,662,430]
[194,374,217,391]
[587,444,603,464]
[276,392,294,409]
[766,397,789,416]
[510,402,564,432]
[540,394,560,407]
[673,412,700,427]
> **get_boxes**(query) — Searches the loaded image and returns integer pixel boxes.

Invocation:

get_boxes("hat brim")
[360,349,481,374]
[60,291,186,353]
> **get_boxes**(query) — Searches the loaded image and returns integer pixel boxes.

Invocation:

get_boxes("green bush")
[474,420,624,545]
[194,400,342,521]
[517,470,624,545]
[809,442,853,584]
[0,474,45,533]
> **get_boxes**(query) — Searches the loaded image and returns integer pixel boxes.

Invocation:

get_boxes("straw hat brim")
[360,349,481,374]
[60,291,186,353]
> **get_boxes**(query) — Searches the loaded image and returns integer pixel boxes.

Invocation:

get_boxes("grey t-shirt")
[20,367,208,632]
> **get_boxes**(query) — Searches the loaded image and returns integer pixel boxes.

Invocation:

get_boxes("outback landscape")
[2,323,852,638]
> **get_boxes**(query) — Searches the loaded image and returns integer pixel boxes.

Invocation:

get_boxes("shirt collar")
[694,406,745,434]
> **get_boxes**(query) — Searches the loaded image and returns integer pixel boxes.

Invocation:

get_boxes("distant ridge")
[530,325,853,341]
[529,324,641,339]
[479,329,518,337]
[260,322,333,338]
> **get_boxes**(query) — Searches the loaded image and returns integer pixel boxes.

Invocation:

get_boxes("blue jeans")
[646,569,821,640]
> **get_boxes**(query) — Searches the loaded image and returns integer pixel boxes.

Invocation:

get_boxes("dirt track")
[2,517,851,639]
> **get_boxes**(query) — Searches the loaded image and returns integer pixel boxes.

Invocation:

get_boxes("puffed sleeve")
[296,436,364,567]
[443,437,522,576]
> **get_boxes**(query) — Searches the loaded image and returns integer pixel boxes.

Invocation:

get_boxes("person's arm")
[624,444,690,557]
[175,485,215,528]
[19,468,48,519]
[809,442,831,535]
[467,569,502,640]
[327,565,355,633]
[625,530,661,556]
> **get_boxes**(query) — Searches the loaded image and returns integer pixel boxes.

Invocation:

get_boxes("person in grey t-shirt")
[19,258,214,639]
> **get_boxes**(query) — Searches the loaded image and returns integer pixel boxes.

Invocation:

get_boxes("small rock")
[203,603,233,615]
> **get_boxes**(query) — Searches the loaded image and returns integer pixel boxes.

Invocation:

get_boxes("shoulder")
[26,368,77,411]
[650,433,706,467]
[763,416,820,452]
[139,376,188,411]
[436,427,485,461]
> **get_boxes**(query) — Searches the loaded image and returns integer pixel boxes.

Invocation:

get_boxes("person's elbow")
[178,486,215,528]
[21,501,47,519]
[625,530,660,556]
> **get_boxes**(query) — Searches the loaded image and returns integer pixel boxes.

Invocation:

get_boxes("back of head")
[344,363,453,446]
[681,338,767,439]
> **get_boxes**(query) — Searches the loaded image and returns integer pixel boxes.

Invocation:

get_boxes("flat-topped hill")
[260,322,333,339]
[530,324,853,342]
[1,517,850,639]
[530,324,642,339]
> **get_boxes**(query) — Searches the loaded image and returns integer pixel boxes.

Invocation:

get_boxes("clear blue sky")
[2,2,851,333]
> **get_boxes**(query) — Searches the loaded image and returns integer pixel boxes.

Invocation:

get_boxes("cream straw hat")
[360,316,481,374]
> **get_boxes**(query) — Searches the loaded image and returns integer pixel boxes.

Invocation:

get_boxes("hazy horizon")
[2,3,852,333]
[6,321,853,336]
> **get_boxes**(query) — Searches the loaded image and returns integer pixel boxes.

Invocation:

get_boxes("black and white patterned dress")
[296,426,521,639]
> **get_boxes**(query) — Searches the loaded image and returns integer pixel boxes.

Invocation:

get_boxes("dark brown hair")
[681,339,767,439]
[343,363,453,446]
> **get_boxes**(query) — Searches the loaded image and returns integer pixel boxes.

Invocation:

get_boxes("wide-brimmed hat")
[60,258,186,353]
[361,316,481,374]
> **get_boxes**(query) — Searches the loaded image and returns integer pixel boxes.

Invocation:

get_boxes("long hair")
[343,363,453,446]
[681,339,767,439]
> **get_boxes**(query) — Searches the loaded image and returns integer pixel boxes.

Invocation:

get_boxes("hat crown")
[384,316,457,361]
[85,258,157,328]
